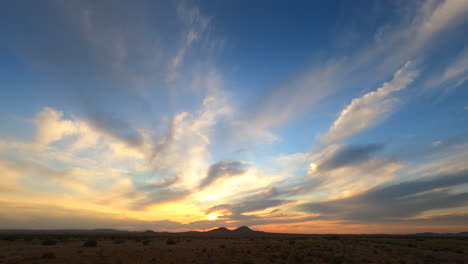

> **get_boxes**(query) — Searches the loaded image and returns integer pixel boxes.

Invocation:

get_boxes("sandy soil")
[0,235,467,264]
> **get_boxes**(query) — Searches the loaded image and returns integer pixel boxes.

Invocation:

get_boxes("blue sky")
[0,0,467,233]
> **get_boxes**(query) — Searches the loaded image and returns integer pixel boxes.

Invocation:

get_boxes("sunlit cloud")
[319,61,419,143]
[0,0,467,233]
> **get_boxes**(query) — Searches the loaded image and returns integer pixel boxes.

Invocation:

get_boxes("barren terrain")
[0,230,467,264]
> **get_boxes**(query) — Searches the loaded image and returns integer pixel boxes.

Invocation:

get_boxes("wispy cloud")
[315,143,385,172]
[166,1,210,84]
[243,0,468,136]
[427,46,468,93]
[319,61,419,143]
[199,160,249,190]
[300,169,468,222]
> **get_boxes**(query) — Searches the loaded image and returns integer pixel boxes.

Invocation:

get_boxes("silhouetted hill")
[412,232,468,237]
[1,228,466,237]
[204,226,264,236]
[206,227,231,235]
[232,226,254,234]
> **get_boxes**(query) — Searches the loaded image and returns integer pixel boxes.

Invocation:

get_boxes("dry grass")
[0,234,467,264]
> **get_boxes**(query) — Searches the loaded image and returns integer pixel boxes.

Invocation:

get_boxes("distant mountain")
[206,227,231,235]
[411,232,468,237]
[0,229,130,234]
[232,226,255,234]
[204,226,264,236]
[1,228,466,237]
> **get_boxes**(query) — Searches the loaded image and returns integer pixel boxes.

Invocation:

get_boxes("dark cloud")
[2,196,468,231]
[127,176,190,210]
[317,143,385,172]
[300,169,468,221]
[138,176,180,191]
[199,161,249,189]
[85,110,144,148]
[0,0,181,154]
[129,188,190,211]
[0,0,172,83]
[206,199,291,220]
[206,187,293,220]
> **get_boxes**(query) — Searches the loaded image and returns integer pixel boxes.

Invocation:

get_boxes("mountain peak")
[207,227,230,233]
[234,226,252,232]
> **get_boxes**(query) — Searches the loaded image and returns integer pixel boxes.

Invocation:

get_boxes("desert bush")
[83,240,97,247]
[288,240,296,246]
[166,238,176,245]
[41,252,56,259]
[42,239,57,246]
[293,254,304,262]
[3,236,17,241]
[114,239,125,244]
[332,256,345,264]
[143,239,152,245]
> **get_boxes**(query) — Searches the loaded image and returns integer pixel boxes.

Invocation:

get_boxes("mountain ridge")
[1,228,467,237]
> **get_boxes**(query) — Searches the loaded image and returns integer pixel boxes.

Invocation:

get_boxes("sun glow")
[308,163,318,173]
[200,194,219,201]
[206,213,221,220]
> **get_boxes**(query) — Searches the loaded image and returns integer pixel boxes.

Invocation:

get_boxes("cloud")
[34,108,77,146]
[293,143,403,200]
[205,187,293,220]
[248,61,343,130]
[0,199,314,231]
[0,158,98,195]
[427,46,468,93]
[199,160,249,189]
[166,2,210,84]
[415,0,468,42]
[319,61,419,143]
[240,0,468,136]
[315,143,385,172]
[0,0,169,89]
[32,107,144,161]
[125,175,192,210]
[206,200,290,220]
[128,188,191,211]
[4,83,234,210]
[1,0,219,157]
[299,169,468,222]
[84,110,144,149]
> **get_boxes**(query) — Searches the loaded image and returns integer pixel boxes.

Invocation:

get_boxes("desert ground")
[0,231,467,264]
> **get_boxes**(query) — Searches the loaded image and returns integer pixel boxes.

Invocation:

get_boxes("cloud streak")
[316,143,385,172]
[199,160,249,189]
[300,169,468,222]
[320,61,419,143]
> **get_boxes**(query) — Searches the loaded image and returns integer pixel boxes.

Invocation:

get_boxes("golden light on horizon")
[206,213,221,220]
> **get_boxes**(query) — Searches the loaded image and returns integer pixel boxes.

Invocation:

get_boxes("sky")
[0,0,467,234]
